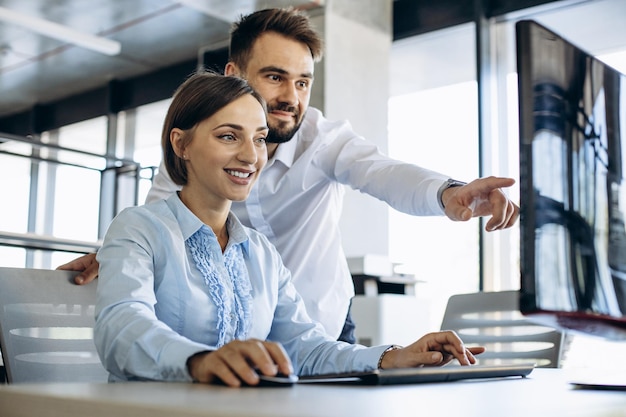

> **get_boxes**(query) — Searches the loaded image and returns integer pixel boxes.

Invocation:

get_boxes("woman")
[95,72,484,387]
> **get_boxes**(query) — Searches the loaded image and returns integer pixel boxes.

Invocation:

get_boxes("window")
[53,117,109,243]
[388,0,626,336]
[119,99,170,204]
[0,114,147,269]
[388,23,480,329]
[0,118,108,268]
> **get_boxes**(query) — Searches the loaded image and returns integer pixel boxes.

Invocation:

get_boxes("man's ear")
[224,62,240,77]
[170,128,186,158]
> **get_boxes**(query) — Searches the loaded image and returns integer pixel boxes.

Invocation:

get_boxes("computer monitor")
[517,19,626,341]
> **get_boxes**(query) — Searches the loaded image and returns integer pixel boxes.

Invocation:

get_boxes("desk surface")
[1,369,625,417]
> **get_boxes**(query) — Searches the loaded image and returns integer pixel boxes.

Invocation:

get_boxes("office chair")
[0,267,109,383]
[440,290,564,368]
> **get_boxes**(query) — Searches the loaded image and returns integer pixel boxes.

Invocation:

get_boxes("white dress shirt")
[95,193,385,382]
[146,107,449,338]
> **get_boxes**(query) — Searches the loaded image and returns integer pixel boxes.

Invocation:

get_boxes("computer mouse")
[256,373,299,387]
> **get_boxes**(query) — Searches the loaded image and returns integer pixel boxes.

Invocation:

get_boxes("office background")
[0,0,625,369]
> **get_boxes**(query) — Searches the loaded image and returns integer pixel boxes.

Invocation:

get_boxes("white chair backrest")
[0,267,108,383]
[440,290,564,368]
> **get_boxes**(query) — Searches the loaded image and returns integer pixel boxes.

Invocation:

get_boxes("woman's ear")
[170,128,186,159]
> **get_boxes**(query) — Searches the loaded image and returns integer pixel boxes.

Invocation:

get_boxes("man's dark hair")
[229,7,323,71]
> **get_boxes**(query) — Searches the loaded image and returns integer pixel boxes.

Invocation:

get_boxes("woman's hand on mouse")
[186,339,294,387]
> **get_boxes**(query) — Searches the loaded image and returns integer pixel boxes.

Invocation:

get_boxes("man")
[59,7,518,344]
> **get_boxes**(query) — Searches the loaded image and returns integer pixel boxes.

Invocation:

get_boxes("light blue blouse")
[95,193,387,382]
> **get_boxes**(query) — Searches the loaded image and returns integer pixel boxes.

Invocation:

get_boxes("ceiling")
[0,0,605,135]
[0,0,322,122]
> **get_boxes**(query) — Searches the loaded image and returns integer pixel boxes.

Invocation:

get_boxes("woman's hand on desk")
[187,339,294,387]
[379,331,486,369]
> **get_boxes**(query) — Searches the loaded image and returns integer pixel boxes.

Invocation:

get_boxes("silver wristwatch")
[437,178,467,210]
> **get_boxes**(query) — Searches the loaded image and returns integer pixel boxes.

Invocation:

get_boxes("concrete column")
[308,0,393,258]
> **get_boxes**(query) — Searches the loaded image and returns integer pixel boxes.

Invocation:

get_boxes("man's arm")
[323,124,518,226]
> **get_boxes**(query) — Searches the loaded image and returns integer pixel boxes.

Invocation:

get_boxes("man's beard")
[266,122,301,144]
[265,104,304,144]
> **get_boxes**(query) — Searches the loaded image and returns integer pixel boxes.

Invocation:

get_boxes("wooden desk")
[1,369,625,417]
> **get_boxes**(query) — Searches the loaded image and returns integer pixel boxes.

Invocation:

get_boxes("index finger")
[259,341,293,377]
[471,176,516,193]
[426,331,471,365]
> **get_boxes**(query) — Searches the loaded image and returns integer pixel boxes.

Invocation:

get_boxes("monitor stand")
[565,334,626,391]
[569,377,626,391]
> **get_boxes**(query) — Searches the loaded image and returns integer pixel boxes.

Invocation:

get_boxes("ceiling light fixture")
[0,6,121,56]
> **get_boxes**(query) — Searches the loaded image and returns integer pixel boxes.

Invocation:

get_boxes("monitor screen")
[517,20,626,340]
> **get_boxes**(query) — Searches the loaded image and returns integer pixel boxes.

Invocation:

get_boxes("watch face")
[447,179,466,188]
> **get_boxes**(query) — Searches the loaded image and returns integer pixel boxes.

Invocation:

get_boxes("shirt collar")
[165,193,251,257]
[226,212,250,257]
[268,130,299,169]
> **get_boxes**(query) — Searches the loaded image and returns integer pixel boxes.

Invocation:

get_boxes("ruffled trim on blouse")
[187,225,252,347]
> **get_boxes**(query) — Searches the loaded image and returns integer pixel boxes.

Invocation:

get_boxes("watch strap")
[437,178,467,210]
